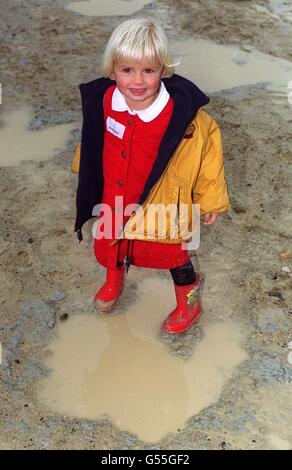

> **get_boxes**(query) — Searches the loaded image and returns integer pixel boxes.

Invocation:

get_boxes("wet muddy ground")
[0,0,292,450]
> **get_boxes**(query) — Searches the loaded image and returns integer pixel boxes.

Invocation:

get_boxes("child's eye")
[145,68,154,73]
[122,68,131,73]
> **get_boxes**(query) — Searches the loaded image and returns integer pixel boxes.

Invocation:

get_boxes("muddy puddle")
[65,0,151,17]
[37,277,248,442]
[171,39,292,94]
[269,0,292,20]
[0,106,76,166]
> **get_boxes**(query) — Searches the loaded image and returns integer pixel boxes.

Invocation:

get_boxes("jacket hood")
[75,74,210,240]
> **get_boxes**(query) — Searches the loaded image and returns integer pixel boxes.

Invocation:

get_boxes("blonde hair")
[102,18,177,77]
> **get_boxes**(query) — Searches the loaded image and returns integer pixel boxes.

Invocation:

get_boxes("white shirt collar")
[111,81,170,122]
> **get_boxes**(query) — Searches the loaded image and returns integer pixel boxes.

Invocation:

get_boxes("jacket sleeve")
[192,118,231,215]
[71,143,81,174]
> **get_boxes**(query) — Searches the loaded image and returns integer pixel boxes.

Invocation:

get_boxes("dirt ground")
[0,0,291,450]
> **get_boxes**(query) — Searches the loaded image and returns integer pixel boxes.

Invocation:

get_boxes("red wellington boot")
[94,266,125,312]
[162,274,202,334]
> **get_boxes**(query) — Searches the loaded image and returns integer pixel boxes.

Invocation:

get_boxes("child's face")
[110,57,166,111]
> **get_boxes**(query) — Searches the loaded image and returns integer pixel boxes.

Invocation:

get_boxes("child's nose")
[133,72,144,85]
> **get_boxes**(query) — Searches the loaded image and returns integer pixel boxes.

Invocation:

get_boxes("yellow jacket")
[72,107,230,244]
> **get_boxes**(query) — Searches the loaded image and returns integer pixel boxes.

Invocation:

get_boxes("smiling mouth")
[130,89,146,93]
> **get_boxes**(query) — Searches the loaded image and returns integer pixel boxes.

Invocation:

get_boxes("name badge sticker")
[106,117,126,139]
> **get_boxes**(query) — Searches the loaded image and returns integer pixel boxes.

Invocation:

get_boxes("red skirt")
[94,237,190,269]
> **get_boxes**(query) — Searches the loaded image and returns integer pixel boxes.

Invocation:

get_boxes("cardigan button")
[127,118,132,125]
[121,151,127,158]
[117,180,123,187]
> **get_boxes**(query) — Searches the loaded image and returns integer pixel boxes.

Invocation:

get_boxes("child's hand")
[203,212,219,225]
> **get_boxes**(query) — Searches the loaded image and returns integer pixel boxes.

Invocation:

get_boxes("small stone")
[27,237,34,244]
[282,266,290,273]
[279,249,292,260]
[233,204,246,214]
[242,45,252,52]
[266,270,278,280]
[279,271,290,280]
[287,341,292,350]
[268,291,283,300]
[59,313,69,321]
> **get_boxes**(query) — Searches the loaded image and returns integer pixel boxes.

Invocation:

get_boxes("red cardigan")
[93,85,189,269]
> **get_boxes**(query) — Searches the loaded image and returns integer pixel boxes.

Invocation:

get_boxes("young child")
[73,18,231,334]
